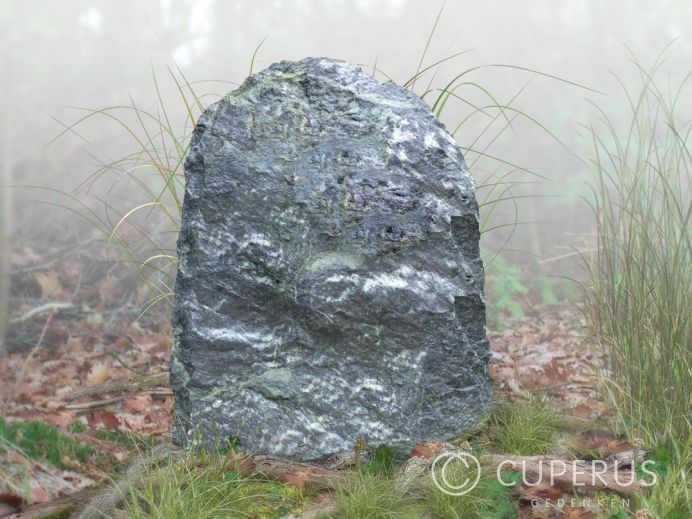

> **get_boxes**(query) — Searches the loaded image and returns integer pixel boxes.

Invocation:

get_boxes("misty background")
[1,0,691,339]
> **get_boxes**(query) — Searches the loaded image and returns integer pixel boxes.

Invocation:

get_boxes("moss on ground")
[0,416,93,469]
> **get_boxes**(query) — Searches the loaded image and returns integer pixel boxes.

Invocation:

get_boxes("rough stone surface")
[171,57,492,459]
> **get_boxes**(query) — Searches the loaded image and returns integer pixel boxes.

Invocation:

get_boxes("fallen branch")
[250,454,352,489]
[65,371,169,401]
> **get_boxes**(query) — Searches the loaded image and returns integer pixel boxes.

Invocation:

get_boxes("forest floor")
[0,236,640,518]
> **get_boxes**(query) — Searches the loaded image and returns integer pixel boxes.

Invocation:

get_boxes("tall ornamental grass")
[585,54,691,462]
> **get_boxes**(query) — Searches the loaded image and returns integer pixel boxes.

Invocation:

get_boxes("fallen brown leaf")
[33,271,64,299]
[573,403,593,418]
[521,484,563,501]
[283,468,313,489]
[543,358,569,382]
[411,440,445,458]
[122,394,153,413]
[87,409,120,430]
[44,410,77,429]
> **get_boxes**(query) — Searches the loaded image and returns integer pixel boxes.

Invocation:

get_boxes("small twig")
[11,257,60,275]
[65,389,173,413]
[65,396,129,412]
[12,310,57,392]
[10,301,74,324]
[147,388,174,396]
[10,238,101,275]
[103,348,147,377]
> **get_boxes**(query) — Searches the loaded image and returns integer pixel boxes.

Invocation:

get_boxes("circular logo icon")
[430,451,482,496]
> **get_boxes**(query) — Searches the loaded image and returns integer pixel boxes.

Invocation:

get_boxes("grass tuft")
[357,444,396,476]
[119,449,307,519]
[426,470,516,519]
[327,473,415,519]
[636,440,691,519]
[486,395,562,455]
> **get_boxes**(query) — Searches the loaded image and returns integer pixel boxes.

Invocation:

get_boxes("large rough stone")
[171,57,491,459]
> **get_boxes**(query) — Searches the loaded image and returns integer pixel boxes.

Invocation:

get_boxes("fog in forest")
[1,0,691,303]
[2,5,691,515]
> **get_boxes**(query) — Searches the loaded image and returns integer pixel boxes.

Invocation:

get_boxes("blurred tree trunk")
[0,57,12,356]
